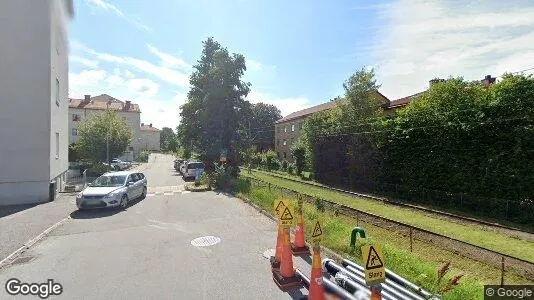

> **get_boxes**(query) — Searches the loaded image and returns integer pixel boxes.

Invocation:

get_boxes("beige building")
[139,123,161,151]
[0,0,73,205]
[68,94,141,161]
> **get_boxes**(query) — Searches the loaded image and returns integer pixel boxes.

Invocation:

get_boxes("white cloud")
[146,44,191,70]
[247,59,262,71]
[76,44,190,88]
[70,70,107,88]
[128,78,160,97]
[246,91,309,117]
[124,70,135,78]
[371,0,534,99]
[86,0,152,33]
[69,56,99,68]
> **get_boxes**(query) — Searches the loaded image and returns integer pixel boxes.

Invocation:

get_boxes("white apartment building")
[68,94,142,161]
[0,0,73,205]
[139,123,161,151]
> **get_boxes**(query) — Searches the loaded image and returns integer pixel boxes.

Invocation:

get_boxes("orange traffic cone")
[308,246,325,300]
[370,285,382,300]
[271,223,283,270]
[291,212,310,256]
[273,227,301,290]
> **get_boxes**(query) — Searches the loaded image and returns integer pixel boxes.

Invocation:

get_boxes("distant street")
[0,154,307,299]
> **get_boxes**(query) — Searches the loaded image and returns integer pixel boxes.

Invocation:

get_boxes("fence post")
[501,256,505,286]
[409,227,413,252]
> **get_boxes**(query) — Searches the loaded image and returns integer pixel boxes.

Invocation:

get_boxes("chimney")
[141,123,144,127]
[83,95,91,102]
[149,123,152,127]
[125,100,131,109]
[429,78,445,87]
[482,74,496,87]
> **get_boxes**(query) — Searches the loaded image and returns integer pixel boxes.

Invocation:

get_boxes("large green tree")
[160,127,178,152]
[178,38,251,171]
[247,102,282,148]
[75,110,132,163]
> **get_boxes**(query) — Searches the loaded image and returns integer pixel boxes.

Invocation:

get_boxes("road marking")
[182,191,191,194]
[163,192,173,196]
[0,216,71,268]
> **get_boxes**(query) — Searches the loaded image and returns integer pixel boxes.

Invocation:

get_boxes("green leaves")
[76,110,132,163]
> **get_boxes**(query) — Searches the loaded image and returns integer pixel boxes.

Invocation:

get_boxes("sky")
[69,0,534,130]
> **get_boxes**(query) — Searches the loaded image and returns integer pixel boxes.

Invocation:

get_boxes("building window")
[283,152,287,158]
[55,132,59,159]
[284,126,287,133]
[283,140,287,146]
[55,78,60,106]
[72,128,78,136]
[291,124,295,132]
[72,114,80,121]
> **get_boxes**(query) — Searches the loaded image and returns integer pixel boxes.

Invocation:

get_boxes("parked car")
[174,159,184,171]
[111,158,131,170]
[76,171,147,210]
[183,161,205,180]
[179,160,188,174]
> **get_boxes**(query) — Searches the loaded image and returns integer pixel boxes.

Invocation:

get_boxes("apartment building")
[139,123,161,151]
[68,94,141,161]
[0,0,73,205]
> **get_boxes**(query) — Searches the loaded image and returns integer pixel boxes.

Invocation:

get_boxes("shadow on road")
[0,203,39,219]
[69,196,146,219]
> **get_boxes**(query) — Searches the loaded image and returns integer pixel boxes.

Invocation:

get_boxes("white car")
[111,159,131,170]
[183,161,204,180]
[76,171,147,210]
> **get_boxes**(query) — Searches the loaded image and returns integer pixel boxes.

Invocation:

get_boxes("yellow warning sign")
[279,203,294,227]
[274,199,286,218]
[361,245,386,285]
[311,219,323,243]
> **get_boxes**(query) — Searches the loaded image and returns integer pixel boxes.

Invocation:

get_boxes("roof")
[68,94,140,113]
[385,91,426,109]
[276,91,391,124]
[276,101,339,124]
[140,124,160,132]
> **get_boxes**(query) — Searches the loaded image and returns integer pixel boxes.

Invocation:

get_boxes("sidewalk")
[0,193,75,262]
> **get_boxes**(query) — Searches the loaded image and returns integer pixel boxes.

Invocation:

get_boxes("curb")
[0,216,71,269]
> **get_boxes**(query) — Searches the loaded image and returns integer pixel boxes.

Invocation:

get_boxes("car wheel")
[140,187,147,199]
[120,195,128,209]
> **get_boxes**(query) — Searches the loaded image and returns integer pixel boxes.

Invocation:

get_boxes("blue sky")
[69,0,534,129]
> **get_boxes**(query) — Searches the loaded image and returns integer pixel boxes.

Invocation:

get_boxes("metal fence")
[246,178,534,283]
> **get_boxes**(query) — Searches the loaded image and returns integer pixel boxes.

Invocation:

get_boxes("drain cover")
[191,236,221,247]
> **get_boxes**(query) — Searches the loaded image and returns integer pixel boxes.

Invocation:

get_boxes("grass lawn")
[236,180,532,300]
[241,170,534,263]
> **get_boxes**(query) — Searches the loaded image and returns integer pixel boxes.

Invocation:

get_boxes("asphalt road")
[0,154,309,299]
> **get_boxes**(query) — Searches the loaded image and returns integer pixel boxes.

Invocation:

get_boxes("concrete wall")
[68,108,141,159]
[274,119,304,162]
[49,0,69,190]
[0,0,59,205]
[139,130,161,151]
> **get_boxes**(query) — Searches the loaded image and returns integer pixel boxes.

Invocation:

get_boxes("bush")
[287,163,295,175]
[281,160,288,172]
[210,162,234,189]
[259,150,280,171]
[135,150,149,162]
[86,163,113,177]
[291,144,306,176]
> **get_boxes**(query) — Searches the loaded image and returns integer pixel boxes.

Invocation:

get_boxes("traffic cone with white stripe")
[308,245,325,300]
[291,212,310,256]
[272,227,301,290]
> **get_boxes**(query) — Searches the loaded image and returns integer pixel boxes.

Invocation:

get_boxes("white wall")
[0,0,55,205]
[50,0,69,183]
[139,130,161,151]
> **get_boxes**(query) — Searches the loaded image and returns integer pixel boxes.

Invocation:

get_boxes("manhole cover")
[191,236,221,247]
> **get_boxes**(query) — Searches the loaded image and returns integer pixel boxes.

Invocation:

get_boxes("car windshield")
[188,163,204,169]
[90,175,127,187]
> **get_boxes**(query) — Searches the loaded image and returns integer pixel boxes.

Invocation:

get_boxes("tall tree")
[177,37,251,170]
[247,102,282,148]
[75,110,132,163]
[160,127,177,151]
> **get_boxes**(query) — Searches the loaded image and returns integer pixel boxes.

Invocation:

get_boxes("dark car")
[174,159,184,171]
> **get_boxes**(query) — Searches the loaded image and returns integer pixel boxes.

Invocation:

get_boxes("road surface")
[0,154,307,299]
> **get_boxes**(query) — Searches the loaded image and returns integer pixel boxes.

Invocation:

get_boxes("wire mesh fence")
[246,177,534,283]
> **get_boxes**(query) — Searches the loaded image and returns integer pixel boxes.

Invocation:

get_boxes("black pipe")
[341,259,432,299]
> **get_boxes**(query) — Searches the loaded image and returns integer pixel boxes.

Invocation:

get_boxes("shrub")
[281,160,288,172]
[287,163,295,175]
[135,150,149,162]
[210,162,234,189]
[291,144,306,176]
[86,163,113,177]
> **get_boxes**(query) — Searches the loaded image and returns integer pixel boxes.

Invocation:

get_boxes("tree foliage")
[75,110,132,163]
[248,102,282,145]
[160,127,178,152]
[177,37,251,171]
